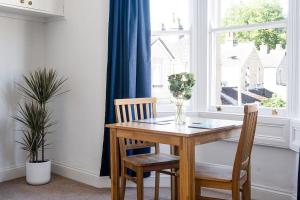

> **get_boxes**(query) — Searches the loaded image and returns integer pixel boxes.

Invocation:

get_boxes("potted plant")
[168,72,195,125]
[13,68,67,185]
[260,93,286,115]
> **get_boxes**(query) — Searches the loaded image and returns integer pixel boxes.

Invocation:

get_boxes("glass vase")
[174,98,185,125]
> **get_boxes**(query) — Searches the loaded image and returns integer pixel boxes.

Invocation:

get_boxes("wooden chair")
[114,97,179,200]
[195,104,258,200]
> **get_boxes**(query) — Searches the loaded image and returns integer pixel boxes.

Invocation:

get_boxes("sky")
[150,0,190,31]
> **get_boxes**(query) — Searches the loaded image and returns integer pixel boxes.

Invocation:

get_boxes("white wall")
[0,15,45,181]
[45,0,109,187]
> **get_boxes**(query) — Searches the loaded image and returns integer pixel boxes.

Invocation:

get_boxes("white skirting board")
[52,161,296,200]
[0,164,25,183]
[51,161,171,188]
[51,161,110,188]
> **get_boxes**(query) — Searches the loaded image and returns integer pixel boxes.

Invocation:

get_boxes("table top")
[106,117,243,137]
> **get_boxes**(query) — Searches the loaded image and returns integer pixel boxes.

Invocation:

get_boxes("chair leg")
[242,178,251,200]
[175,173,179,200]
[136,168,144,200]
[171,173,175,200]
[120,164,126,200]
[171,169,178,200]
[242,167,251,200]
[195,180,201,200]
[154,171,160,200]
[232,188,240,200]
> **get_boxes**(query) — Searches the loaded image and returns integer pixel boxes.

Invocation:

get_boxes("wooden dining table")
[106,117,242,200]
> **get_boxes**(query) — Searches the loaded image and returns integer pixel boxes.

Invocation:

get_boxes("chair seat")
[123,153,179,167]
[195,163,247,183]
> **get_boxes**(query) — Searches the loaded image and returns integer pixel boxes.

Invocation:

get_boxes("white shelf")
[0,0,64,20]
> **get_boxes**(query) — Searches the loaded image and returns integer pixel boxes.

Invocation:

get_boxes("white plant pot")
[26,160,51,185]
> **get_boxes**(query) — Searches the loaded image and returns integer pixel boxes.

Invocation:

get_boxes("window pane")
[213,28,287,108]
[151,34,190,102]
[150,0,190,31]
[217,0,288,27]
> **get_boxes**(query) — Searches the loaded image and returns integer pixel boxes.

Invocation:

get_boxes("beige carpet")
[0,175,172,200]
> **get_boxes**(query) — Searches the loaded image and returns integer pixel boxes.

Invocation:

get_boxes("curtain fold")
[298,152,300,199]
[100,0,151,177]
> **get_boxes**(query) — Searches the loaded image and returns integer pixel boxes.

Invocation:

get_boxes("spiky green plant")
[17,68,67,105]
[15,68,67,162]
[13,102,54,162]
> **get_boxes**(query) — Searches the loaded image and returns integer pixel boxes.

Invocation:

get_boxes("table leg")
[179,137,195,200]
[110,128,120,200]
[170,146,179,200]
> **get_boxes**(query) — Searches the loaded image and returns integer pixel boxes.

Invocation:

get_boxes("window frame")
[152,0,300,119]
[207,0,290,117]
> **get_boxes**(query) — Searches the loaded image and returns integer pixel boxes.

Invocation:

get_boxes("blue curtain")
[100,0,151,177]
[298,153,300,199]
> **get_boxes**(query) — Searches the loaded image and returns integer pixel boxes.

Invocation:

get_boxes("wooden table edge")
[105,123,242,138]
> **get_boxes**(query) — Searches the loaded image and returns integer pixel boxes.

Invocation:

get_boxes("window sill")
[158,110,289,123]
[198,111,289,123]
[208,106,288,118]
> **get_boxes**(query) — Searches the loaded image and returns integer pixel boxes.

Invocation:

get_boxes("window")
[210,0,288,113]
[150,0,191,107]
[150,0,295,116]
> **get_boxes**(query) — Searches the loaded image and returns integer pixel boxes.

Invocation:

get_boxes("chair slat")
[116,105,121,123]
[134,104,138,120]
[146,103,150,119]
[127,104,133,122]
[139,104,144,120]
[152,103,157,118]
[122,105,127,122]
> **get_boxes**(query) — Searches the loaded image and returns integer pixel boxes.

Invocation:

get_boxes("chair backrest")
[114,98,158,158]
[233,104,258,182]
